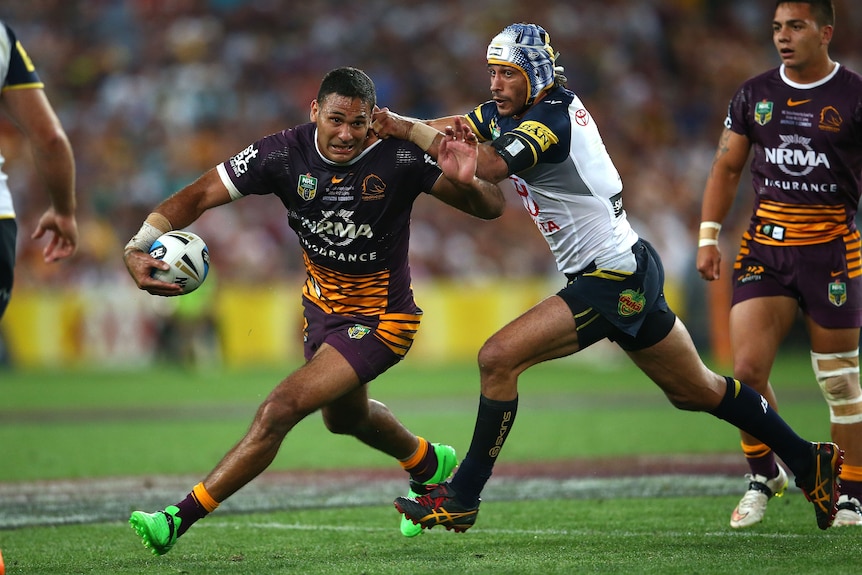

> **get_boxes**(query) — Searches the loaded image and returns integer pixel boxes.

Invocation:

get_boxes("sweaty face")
[311,95,372,163]
[488,64,530,117]
[772,3,831,79]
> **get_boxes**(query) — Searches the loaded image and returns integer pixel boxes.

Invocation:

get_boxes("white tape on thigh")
[811,349,862,424]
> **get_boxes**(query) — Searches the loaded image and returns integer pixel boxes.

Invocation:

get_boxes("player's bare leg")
[631,316,842,530]
[203,345,362,500]
[728,297,796,527]
[395,295,581,531]
[131,345,365,555]
[807,320,862,526]
[321,386,418,456]
[320,379,459,536]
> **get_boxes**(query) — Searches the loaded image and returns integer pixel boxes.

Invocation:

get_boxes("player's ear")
[821,24,834,46]
[310,99,320,122]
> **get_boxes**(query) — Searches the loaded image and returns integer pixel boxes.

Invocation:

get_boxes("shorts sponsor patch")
[618,289,645,317]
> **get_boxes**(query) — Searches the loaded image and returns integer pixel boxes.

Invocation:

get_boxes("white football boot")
[729,465,789,528]
[832,495,862,526]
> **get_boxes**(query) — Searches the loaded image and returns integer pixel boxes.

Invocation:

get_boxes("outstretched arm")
[428,117,505,220]
[372,108,510,184]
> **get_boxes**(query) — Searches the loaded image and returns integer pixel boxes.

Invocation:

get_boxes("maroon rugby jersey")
[217,122,441,318]
[726,64,862,268]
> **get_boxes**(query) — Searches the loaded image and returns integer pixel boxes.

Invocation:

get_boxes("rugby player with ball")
[123,66,503,555]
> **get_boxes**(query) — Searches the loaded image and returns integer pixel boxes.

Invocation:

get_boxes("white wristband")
[408,122,439,151]
[124,222,164,254]
[124,213,172,254]
[698,221,721,246]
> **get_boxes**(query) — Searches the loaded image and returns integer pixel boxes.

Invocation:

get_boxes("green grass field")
[0,351,848,574]
[3,498,860,575]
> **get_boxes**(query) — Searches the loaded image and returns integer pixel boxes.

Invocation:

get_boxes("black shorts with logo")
[557,239,676,351]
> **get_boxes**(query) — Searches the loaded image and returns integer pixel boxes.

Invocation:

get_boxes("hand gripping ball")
[148,231,210,294]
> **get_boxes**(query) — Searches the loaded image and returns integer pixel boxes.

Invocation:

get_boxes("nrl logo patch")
[618,289,646,317]
[348,324,371,339]
[755,100,773,126]
[298,174,318,201]
[829,280,847,307]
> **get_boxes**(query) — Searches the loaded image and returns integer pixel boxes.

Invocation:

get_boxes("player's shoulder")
[539,86,576,106]
[253,122,313,153]
[281,122,314,144]
[468,100,499,123]
[531,86,575,114]
[738,67,782,91]
[835,63,862,88]
[521,86,577,134]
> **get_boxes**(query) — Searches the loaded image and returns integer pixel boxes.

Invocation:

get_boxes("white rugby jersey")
[0,21,45,219]
[466,85,638,275]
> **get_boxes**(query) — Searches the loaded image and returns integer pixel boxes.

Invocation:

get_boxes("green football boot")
[129,506,181,555]
[400,443,458,537]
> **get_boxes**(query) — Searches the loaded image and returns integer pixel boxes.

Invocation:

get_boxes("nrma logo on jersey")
[299,209,373,247]
[765,134,831,177]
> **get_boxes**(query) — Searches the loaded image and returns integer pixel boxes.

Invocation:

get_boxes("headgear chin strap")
[486,23,562,107]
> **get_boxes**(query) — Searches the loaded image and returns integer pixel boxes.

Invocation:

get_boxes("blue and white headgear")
[486,23,562,106]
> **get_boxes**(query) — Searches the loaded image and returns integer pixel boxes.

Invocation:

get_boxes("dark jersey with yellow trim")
[726,64,862,247]
[217,122,442,317]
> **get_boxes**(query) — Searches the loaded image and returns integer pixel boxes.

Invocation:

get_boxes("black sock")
[710,377,811,475]
[450,394,518,507]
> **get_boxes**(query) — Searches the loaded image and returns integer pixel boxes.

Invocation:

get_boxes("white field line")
[199,520,811,539]
[0,474,772,529]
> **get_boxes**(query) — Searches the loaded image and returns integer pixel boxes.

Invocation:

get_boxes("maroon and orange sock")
[741,441,779,479]
[400,437,439,484]
[174,482,219,537]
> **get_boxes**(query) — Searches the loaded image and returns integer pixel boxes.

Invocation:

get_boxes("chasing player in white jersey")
[373,21,844,533]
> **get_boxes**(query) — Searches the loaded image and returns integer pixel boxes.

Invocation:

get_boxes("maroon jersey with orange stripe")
[217,122,441,317]
[726,64,862,251]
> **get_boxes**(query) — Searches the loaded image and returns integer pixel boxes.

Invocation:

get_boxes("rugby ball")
[148,231,210,294]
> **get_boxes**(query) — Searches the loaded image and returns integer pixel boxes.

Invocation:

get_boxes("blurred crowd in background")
[2,0,861,302]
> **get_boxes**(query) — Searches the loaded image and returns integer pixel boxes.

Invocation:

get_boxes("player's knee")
[477,337,512,375]
[812,350,862,424]
[658,373,726,412]
[730,359,769,392]
[255,395,308,437]
[477,338,521,399]
[663,390,705,412]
